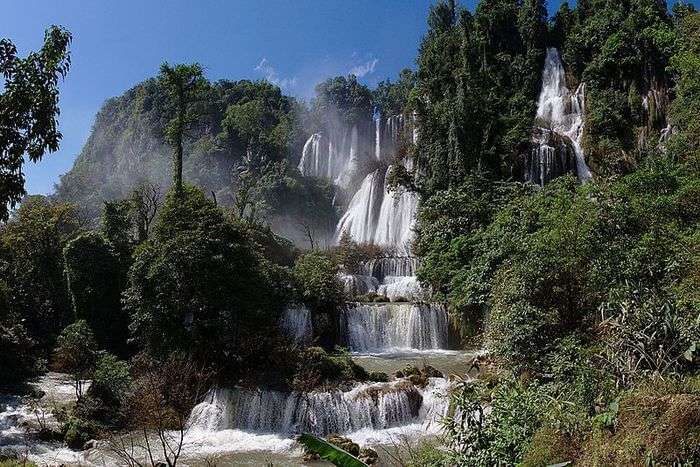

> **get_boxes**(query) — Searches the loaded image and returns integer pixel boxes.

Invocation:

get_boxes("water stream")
[527,47,592,185]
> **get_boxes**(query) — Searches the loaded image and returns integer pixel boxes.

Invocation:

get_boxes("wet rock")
[423,365,443,378]
[83,439,98,450]
[396,364,444,387]
[327,434,360,456]
[360,446,379,465]
[28,388,46,399]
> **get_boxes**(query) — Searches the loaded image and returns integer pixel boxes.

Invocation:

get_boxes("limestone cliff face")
[53,79,337,245]
[55,79,233,220]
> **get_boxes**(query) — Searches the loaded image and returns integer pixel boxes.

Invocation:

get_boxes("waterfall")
[339,273,379,298]
[279,305,313,344]
[373,168,418,254]
[335,170,384,244]
[361,257,419,280]
[335,166,417,252]
[340,303,448,352]
[529,48,592,184]
[375,116,381,161]
[297,125,364,190]
[377,276,422,302]
[187,378,449,436]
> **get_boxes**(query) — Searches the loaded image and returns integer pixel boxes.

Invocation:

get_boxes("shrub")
[79,353,131,426]
[62,417,97,450]
[0,324,43,386]
[53,320,98,399]
[292,347,368,391]
[293,251,342,312]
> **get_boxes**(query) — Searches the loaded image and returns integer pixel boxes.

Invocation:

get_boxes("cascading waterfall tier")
[297,124,365,190]
[335,165,418,254]
[340,303,448,352]
[279,305,313,344]
[525,48,592,185]
[335,169,385,245]
[187,378,449,436]
[361,256,419,281]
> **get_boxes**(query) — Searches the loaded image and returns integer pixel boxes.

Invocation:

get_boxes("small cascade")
[297,125,365,190]
[187,378,449,436]
[340,303,448,352]
[377,276,423,302]
[361,257,419,281]
[279,305,313,344]
[339,273,379,298]
[526,48,592,185]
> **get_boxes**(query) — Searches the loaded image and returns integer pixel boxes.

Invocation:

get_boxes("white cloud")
[348,58,379,78]
[255,58,297,90]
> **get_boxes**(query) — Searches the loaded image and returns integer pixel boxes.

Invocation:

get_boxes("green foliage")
[0,196,83,348]
[63,232,127,355]
[298,433,368,467]
[668,11,700,171]
[62,416,97,449]
[125,185,281,365]
[0,324,43,386]
[373,69,417,116]
[0,26,71,220]
[558,0,677,171]
[91,353,131,405]
[294,251,343,312]
[53,320,98,398]
[414,0,547,194]
[313,75,372,126]
[158,62,207,191]
[291,347,369,391]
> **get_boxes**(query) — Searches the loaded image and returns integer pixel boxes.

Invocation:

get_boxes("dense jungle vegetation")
[1,0,699,465]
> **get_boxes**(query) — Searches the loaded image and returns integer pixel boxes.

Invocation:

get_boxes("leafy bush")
[291,347,369,391]
[62,416,98,449]
[0,324,43,386]
[126,185,280,365]
[80,353,132,426]
[53,320,98,399]
[293,251,342,311]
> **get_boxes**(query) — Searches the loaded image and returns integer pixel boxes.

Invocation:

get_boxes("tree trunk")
[174,141,183,193]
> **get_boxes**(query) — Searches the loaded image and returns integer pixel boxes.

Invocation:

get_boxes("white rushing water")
[279,305,313,344]
[530,48,592,184]
[340,303,448,353]
[334,115,418,254]
[187,378,449,437]
[297,124,365,190]
[373,169,419,255]
[335,169,385,244]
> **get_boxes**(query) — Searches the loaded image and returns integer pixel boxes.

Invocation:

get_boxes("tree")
[53,320,98,400]
[109,353,212,467]
[130,182,161,242]
[0,26,72,220]
[293,252,343,347]
[0,323,41,386]
[158,63,206,194]
[0,196,84,347]
[125,185,277,363]
[63,232,127,355]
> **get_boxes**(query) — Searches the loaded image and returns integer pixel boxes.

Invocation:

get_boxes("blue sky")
[2,0,698,195]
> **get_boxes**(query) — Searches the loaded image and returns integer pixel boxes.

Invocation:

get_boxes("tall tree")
[157,63,206,194]
[0,26,71,220]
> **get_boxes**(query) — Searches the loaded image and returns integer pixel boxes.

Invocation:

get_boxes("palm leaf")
[298,433,368,467]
